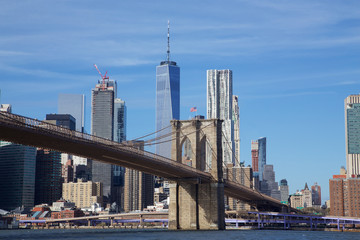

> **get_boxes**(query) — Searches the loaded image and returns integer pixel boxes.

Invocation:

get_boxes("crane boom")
[93,64,109,90]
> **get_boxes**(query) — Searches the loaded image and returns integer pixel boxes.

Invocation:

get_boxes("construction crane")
[93,64,109,90]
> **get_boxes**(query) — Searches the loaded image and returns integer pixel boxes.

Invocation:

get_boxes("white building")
[0,104,11,113]
[302,183,312,208]
[232,95,240,163]
[207,69,234,164]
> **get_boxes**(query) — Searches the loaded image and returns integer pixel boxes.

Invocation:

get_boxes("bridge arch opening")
[181,137,193,167]
[200,136,212,172]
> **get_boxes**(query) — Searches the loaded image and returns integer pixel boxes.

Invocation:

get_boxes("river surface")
[0,228,359,240]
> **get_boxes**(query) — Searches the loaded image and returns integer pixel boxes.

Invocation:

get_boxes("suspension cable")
[221,130,266,200]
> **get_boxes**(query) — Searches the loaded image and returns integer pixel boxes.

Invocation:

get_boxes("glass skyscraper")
[58,94,85,133]
[113,98,126,210]
[91,79,126,208]
[91,80,116,203]
[207,69,234,164]
[251,137,266,189]
[345,95,360,177]
[114,98,126,143]
[0,141,36,210]
[155,21,180,159]
[155,61,180,158]
[258,137,266,181]
[35,149,62,205]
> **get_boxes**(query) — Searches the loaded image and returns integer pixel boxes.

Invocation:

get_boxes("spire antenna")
[167,20,170,62]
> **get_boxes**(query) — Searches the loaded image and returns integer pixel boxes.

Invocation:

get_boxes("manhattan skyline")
[1,1,360,202]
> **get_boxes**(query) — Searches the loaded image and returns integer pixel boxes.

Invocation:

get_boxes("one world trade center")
[155,21,180,159]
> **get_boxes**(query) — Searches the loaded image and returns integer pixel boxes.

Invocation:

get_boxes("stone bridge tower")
[168,119,225,230]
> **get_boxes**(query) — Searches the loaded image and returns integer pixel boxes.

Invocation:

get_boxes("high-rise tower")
[35,149,62,205]
[311,182,321,206]
[233,95,240,163]
[345,95,360,177]
[58,94,85,133]
[112,98,127,211]
[207,69,234,164]
[91,79,116,203]
[155,21,180,159]
[0,141,36,210]
[258,137,266,181]
[279,179,289,203]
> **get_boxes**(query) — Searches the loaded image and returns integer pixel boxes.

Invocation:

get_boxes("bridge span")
[0,112,290,230]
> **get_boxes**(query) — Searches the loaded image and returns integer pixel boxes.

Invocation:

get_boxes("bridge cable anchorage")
[221,130,268,201]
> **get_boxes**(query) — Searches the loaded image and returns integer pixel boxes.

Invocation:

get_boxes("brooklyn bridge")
[0,112,291,230]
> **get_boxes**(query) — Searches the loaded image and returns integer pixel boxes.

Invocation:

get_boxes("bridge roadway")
[0,112,285,211]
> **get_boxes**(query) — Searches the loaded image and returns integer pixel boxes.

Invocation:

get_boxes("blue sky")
[1,0,360,202]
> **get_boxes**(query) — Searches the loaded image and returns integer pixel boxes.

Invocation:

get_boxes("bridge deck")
[0,112,286,210]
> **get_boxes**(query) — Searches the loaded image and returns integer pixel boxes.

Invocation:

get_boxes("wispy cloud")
[104,58,158,67]
[240,91,335,100]
[0,50,31,56]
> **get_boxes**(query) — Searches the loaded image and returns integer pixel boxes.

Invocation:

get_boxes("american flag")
[190,107,197,112]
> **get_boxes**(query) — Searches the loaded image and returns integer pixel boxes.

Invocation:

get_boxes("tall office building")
[58,94,88,175]
[345,95,360,177]
[112,98,127,211]
[233,95,240,163]
[311,182,321,206]
[45,114,76,130]
[207,69,234,164]
[35,149,62,205]
[0,141,36,210]
[91,80,116,139]
[91,79,116,204]
[251,140,259,172]
[279,179,289,203]
[34,114,67,205]
[260,164,281,200]
[123,142,154,212]
[251,140,259,189]
[113,98,126,143]
[251,137,266,189]
[58,94,85,132]
[155,21,180,159]
[258,137,266,181]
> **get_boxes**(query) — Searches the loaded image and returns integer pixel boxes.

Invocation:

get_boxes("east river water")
[0,229,359,240]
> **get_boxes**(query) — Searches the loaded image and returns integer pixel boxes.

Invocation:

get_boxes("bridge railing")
[0,112,213,178]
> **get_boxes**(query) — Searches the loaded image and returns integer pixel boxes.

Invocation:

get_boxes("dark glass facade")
[0,141,36,210]
[35,149,62,205]
[155,61,180,159]
[113,98,126,205]
[91,81,115,202]
[46,114,76,130]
